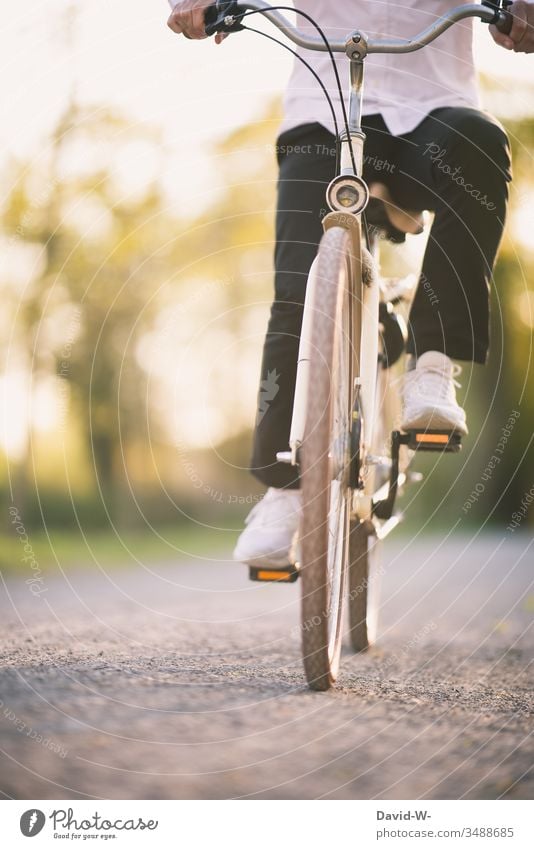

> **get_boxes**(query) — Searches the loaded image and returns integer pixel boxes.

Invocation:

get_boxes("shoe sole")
[233,550,296,569]
[401,410,467,436]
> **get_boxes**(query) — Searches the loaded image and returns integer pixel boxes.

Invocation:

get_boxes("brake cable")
[216,5,358,176]
[242,24,341,170]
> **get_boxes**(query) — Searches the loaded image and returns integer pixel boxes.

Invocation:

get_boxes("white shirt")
[281,0,480,137]
[168,0,480,137]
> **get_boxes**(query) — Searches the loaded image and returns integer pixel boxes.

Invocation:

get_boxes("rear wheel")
[300,226,362,691]
[347,520,381,651]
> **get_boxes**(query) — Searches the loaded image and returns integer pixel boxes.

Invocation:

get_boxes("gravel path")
[1,532,532,800]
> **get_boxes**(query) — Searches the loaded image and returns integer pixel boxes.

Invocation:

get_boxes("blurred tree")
[142,107,279,453]
[1,101,175,524]
[478,114,534,524]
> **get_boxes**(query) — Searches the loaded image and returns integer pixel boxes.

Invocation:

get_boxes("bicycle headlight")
[326,175,369,215]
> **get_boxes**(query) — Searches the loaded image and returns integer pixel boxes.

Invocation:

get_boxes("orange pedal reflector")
[258,570,291,581]
[402,429,462,453]
[415,432,449,444]
[249,565,299,583]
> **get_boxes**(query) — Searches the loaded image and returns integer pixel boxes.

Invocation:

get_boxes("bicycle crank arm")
[374,513,403,540]
[372,471,406,511]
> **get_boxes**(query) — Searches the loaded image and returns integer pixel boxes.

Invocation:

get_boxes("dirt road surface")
[1,532,532,799]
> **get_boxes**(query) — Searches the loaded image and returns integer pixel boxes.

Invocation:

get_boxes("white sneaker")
[401,351,468,435]
[233,487,301,568]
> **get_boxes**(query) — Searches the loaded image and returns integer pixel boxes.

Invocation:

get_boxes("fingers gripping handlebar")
[483,0,513,33]
[204,1,245,36]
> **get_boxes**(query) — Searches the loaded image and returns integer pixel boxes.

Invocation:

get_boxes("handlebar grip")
[204,1,245,36]
[495,9,513,34]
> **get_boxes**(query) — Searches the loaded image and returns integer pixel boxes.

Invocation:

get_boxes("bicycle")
[203,0,513,690]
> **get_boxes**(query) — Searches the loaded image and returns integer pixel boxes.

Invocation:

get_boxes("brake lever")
[204,1,246,37]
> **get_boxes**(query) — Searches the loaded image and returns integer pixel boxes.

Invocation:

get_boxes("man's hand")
[167,0,227,44]
[490,0,534,52]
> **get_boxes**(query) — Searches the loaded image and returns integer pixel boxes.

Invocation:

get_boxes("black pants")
[251,108,512,489]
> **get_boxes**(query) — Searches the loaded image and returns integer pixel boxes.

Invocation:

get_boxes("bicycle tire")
[300,225,362,691]
[348,519,382,651]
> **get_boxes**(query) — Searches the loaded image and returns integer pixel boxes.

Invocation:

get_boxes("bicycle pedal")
[248,564,299,583]
[401,429,462,452]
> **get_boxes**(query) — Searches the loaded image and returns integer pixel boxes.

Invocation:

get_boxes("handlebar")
[205,1,513,54]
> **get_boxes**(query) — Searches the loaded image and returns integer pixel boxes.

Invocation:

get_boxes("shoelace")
[397,363,462,399]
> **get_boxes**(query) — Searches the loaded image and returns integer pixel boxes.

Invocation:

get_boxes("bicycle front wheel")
[300,225,362,691]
